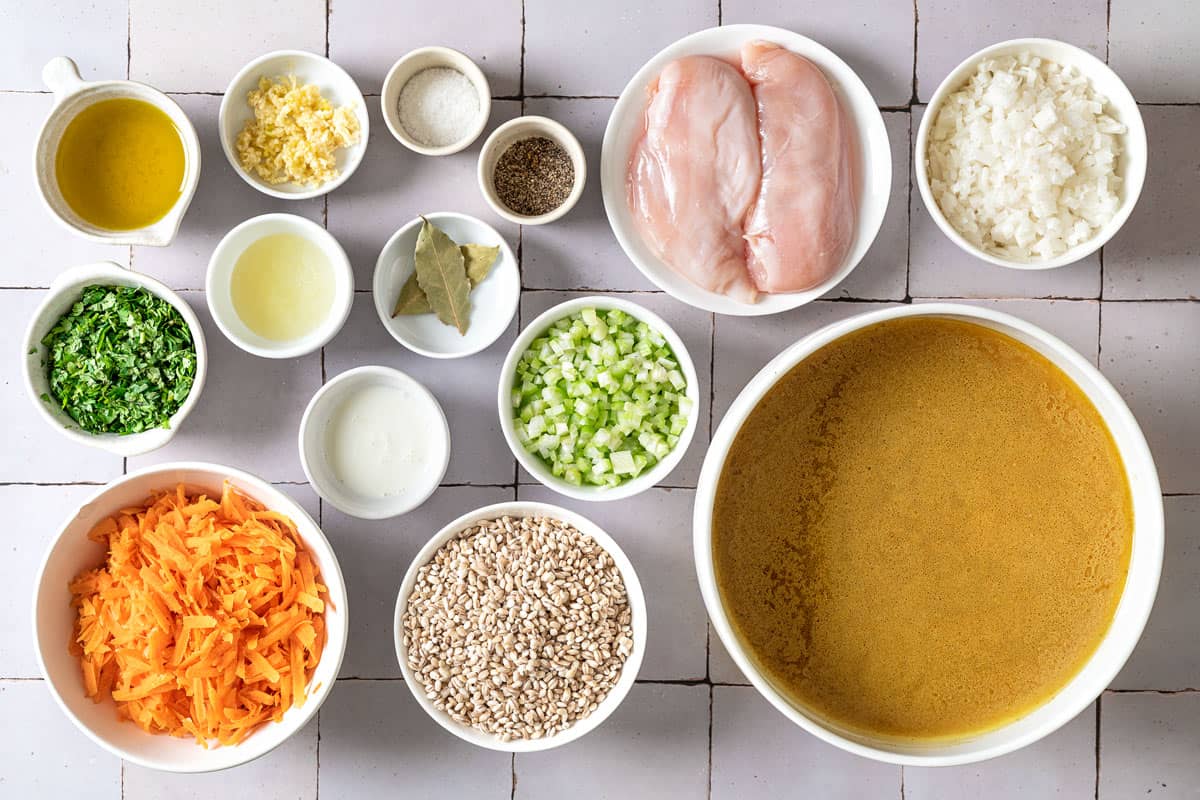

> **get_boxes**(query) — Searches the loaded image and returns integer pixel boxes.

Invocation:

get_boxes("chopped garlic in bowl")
[915,39,1146,272]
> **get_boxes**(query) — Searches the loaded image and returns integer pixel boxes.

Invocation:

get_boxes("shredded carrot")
[69,483,329,747]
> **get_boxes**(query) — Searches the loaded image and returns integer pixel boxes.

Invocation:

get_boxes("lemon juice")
[231,233,334,342]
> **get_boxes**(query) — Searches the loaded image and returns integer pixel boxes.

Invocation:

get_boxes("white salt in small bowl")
[478,115,587,226]
[381,47,491,156]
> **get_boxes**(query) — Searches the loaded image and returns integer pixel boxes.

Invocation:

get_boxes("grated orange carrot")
[69,483,329,747]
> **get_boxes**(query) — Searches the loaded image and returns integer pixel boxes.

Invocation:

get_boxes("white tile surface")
[1113,496,1200,690]
[711,686,900,799]
[524,0,717,96]
[329,0,523,96]
[126,292,322,483]
[1103,106,1200,300]
[318,679,512,798]
[519,486,708,681]
[517,291,713,488]
[129,0,326,93]
[321,485,512,679]
[0,680,121,798]
[514,684,710,799]
[323,294,518,486]
[1100,692,1200,799]
[723,0,916,106]
[916,0,1108,101]
[905,703,1097,799]
[1110,0,1200,102]
[123,717,318,800]
[1099,301,1200,494]
[0,0,126,90]
[0,485,95,679]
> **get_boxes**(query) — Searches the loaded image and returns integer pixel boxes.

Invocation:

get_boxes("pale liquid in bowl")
[712,317,1132,741]
[231,233,333,342]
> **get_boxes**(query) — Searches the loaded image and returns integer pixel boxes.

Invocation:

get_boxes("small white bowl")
[298,365,450,520]
[915,38,1147,270]
[207,213,354,359]
[34,57,201,247]
[393,500,647,752]
[218,50,369,200]
[600,25,891,316]
[372,212,519,359]
[33,461,349,773]
[22,260,208,457]
[497,296,700,502]
[694,303,1163,766]
[477,115,587,226]
[381,46,492,156]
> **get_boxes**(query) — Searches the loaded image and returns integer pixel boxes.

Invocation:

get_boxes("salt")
[397,67,481,148]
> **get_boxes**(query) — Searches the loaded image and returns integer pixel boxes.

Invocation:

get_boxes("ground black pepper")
[492,136,575,217]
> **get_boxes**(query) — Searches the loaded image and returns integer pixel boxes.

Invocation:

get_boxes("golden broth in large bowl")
[694,304,1162,766]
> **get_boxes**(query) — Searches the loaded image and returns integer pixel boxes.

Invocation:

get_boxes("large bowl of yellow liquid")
[35,56,200,246]
[206,213,354,359]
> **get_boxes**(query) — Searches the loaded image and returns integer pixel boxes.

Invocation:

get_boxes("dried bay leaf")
[413,217,471,334]
[393,242,501,318]
[462,244,500,285]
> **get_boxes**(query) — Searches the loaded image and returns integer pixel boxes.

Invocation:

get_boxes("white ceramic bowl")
[372,212,519,359]
[207,213,354,359]
[32,462,349,773]
[298,365,450,519]
[477,115,587,225]
[34,57,201,247]
[219,50,369,200]
[21,261,208,457]
[600,24,891,316]
[498,296,700,502]
[915,38,1147,270]
[694,303,1163,766]
[393,500,647,752]
[381,46,492,156]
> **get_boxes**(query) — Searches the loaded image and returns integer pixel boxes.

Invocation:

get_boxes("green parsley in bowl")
[498,296,699,501]
[22,261,208,456]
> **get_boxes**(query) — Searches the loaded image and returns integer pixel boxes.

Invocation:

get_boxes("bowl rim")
[496,295,701,502]
[913,37,1148,270]
[297,364,451,519]
[392,499,647,752]
[380,45,493,156]
[34,57,202,248]
[476,115,588,226]
[20,260,209,457]
[370,211,520,359]
[217,49,369,201]
[205,212,355,359]
[31,460,349,773]
[692,302,1163,766]
[599,23,892,316]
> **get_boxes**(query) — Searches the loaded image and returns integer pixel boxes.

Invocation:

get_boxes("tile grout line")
[706,684,714,800]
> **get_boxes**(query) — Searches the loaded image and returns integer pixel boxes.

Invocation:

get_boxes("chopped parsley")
[41,284,197,435]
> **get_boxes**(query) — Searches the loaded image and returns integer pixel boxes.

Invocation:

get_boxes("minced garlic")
[235,75,360,187]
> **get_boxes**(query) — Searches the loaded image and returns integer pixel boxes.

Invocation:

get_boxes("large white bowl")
[32,462,349,773]
[694,303,1163,766]
[497,296,700,502]
[22,261,208,457]
[600,24,891,316]
[393,500,646,752]
[915,38,1147,270]
[219,50,369,200]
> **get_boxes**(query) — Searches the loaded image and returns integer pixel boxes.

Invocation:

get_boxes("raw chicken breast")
[741,41,857,293]
[626,56,761,303]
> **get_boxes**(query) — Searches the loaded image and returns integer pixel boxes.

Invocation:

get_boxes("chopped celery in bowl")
[498,297,700,502]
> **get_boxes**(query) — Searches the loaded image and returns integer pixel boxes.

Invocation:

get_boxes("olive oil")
[55,98,185,230]
[231,233,334,342]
